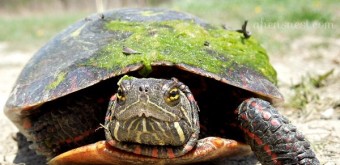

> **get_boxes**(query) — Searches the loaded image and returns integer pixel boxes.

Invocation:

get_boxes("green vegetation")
[164,0,335,23]
[164,0,338,54]
[1,0,338,52]
[84,19,276,83]
[118,75,135,85]
[286,7,332,23]
[288,69,334,110]
[46,71,66,90]
[0,13,86,50]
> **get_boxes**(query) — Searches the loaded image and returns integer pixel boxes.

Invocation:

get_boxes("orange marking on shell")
[134,145,142,155]
[167,148,175,158]
[151,147,158,157]
[212,138,224,148]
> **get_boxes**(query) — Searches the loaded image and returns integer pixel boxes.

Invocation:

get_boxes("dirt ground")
[0,35,339,164]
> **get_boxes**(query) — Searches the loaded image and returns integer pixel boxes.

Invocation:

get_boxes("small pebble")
[321,108,334,119]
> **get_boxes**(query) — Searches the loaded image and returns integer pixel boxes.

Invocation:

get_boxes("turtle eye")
[165,87,180,106]
[116,87,126,105]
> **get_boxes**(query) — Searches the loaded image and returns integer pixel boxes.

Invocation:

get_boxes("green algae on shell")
[85,20,277,83]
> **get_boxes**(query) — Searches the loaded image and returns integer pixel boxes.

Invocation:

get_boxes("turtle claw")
[49,138,251,165]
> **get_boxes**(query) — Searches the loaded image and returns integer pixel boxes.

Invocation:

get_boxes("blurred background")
[0,0,339,164]
[0,0,338,51]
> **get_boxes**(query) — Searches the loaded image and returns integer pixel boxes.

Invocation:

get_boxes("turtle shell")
[4,8,283,162]
[5,8,282,116]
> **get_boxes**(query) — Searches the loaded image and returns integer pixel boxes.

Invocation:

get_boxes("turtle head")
[104,76,200,158]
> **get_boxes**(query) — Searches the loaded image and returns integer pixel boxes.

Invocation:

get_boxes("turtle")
[4,8,320,165]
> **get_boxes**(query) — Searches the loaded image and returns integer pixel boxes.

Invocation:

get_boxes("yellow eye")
[165,87,180,106]
[117,87,126,104]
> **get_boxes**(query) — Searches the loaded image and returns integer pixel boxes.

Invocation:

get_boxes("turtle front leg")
[236,98,320,165]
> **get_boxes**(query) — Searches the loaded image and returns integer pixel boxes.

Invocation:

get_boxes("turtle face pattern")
[104,77,200,158]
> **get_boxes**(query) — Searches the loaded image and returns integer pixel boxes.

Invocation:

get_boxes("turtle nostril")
[139,85,149,93]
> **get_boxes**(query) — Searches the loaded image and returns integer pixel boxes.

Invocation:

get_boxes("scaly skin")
[237,98,320,164]
[26,92,109,158]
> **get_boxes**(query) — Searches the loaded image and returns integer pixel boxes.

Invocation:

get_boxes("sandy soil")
[0,35,339,164]
[272,36,340,164]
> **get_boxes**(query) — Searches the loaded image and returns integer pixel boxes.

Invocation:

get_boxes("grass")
[288,69,334,110]
[0,13,87,50]
[286,7,332,23]
[163,0,338,55]
[0,0,338,52]
[164,0,336,24]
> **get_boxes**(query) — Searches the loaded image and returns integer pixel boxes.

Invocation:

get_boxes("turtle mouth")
[102,115,199,159]
[108,117,193,146]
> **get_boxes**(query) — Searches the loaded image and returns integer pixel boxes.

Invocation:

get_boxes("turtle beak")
[49,137,251,165]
